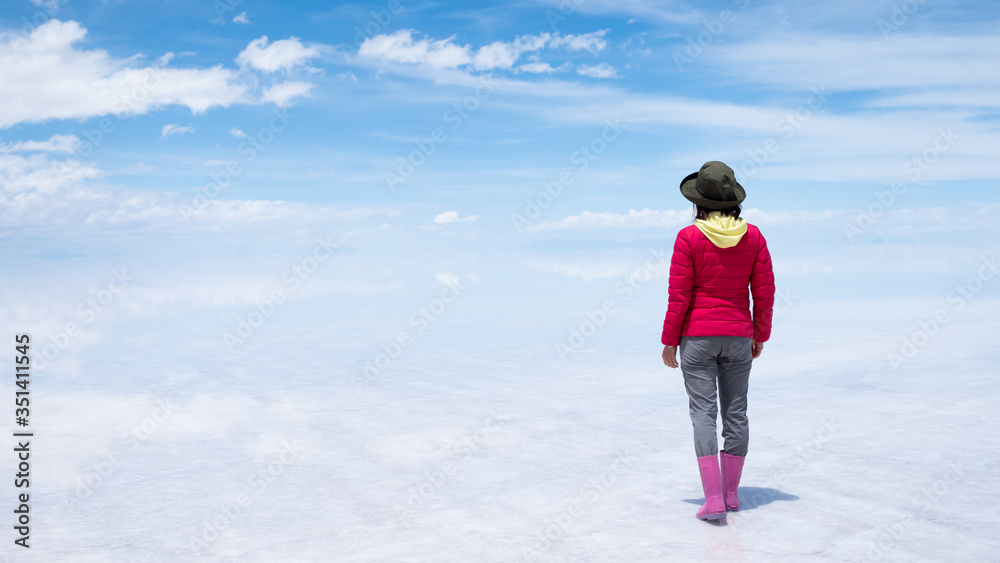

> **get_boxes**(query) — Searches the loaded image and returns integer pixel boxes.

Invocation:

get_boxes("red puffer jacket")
[661,223,775,347]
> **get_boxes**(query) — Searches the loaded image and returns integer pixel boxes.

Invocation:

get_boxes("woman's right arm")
[661,230,694,349]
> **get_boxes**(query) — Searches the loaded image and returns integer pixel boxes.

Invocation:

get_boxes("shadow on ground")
[684,487,799,511]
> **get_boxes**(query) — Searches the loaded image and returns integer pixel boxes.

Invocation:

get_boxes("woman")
[660,161,775,521]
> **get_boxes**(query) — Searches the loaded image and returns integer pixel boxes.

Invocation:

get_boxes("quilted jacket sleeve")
[661,229,694,347]
[750,229,776,343]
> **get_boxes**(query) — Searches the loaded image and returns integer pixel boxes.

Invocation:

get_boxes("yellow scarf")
[694,211,748,249]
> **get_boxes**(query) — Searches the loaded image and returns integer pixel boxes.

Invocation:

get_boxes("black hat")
[679,161,746,210]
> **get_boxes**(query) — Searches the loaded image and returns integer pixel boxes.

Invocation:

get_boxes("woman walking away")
[660,161,775,521]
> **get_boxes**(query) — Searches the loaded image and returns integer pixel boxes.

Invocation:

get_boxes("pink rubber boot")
[696,455,726,521]
[719,450,745,511]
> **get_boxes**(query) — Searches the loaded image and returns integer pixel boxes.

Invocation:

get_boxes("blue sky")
[2,0,999,307]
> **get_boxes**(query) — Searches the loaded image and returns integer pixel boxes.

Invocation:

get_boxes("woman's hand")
[751,340,764,359]
[662,345,679,368]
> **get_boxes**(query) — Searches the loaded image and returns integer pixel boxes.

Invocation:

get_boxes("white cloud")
[433,211,479,224]
[262,81,315,107]
[360,29,612,72]
[337,71,358,82]
[0,148,397,230]
[0,147,100,194]
[118,162,157,175]
[517,62,565,74]
[435,272,461,287]
[526,259,658,281]
[229,127,247,138]
[472,41,520,70]
[341,53,1000,183]
[526,206,1000,240]
[530,0,700,24]
[512,35,546,52]
[577,63,619,79]
[160,124,194,139]
[359,30,472,69]
[527,208,873,234]
[232,11,250,24]
[0,20,248,129]
[0,134,80,153]
[870,89,1000,109]
[237,36,320,73]
[550,30,610,53]
[528,209,690,232]
[711,34,1000,94]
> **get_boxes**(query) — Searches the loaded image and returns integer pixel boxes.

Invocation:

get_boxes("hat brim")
[679,172,746,210]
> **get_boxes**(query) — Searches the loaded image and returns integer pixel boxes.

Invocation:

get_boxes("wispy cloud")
[118,162,157,175]
[527,209,690,232]
[709,34,1000,95]
[549,30,610,53]
[526,259,653,281]
[160,124,194,139]
[526,206,1000,240]
[0,134,80,153]
[262,81,315,107]
[433,211,479,224]
[359,30,472,68]
[530,0,701,24]
[517,61,567,74]
[358,29,611,72]
[0,144,100,194]
[577,62,619,79]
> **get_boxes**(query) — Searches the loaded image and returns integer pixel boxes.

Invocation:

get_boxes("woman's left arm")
[750,230,776,344]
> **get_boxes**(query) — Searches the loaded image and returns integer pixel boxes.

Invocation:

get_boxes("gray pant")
[680,336,753,458]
